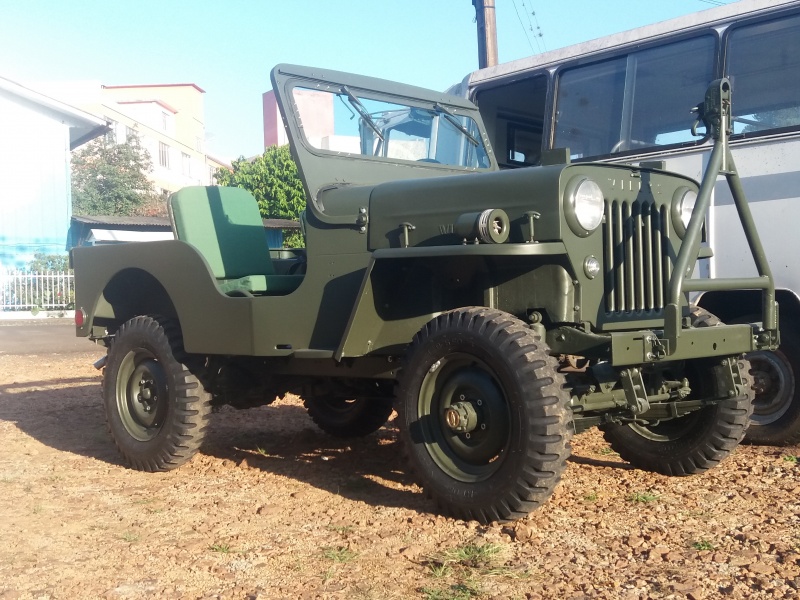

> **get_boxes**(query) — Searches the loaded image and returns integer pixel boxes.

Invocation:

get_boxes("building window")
[159,142,170,168]
[182,152,191,176]
[195,136,204,152]
[125,126,135,142]
[105,120,118,142]
[161,111,169,131]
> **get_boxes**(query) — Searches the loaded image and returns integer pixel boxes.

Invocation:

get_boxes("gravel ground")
[0,350,799,600]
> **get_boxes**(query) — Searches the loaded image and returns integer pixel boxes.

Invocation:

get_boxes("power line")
[511,0,537,54]
[522,0,546,52]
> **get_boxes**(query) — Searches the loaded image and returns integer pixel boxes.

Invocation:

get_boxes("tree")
[71,131,161,217]
[215,145,306,247]
[26,252,70,272]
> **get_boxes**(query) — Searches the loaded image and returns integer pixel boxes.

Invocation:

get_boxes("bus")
[457,0,800,445]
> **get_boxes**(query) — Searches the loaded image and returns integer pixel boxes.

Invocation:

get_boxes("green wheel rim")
[417,352,510,483]
[629,410,704,442]
[115,349,169,442]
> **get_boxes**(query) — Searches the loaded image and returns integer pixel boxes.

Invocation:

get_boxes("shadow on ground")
[0,371,630,516]
[0,375,430,514]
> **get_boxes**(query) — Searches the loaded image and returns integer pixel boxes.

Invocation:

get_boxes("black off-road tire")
[304,396,394,438]
[735,314,800,446]
[602,357,754,476]
[396,307,572,523]
[603,306,754,476]
[103,315,211,471]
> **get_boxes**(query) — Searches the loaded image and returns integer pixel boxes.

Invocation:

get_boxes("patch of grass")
[121,532,139,543]
[441,543,503,569]
[131,497,157,505]
[321,566,336,584]
[209,542,231,553]
[598,447,619,456]
[783,454,798,463]
[255,446,268,456]
[427,563,451,578]
[322,546,357,563]
[628,491,659,503]
[692,540,715,551]
[32,504,43,514]
[420,583,479,600]
[326,524,355,535]
[583,492,598,502]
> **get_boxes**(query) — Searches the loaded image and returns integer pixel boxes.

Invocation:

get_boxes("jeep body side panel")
[72,240,257,354]
[73,239,373,358]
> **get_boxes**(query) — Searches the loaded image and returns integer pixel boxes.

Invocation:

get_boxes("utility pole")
[473,0,498,69]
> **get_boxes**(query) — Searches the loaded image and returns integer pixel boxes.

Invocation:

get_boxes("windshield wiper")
[433,103,479,147]
[341,86,384,142]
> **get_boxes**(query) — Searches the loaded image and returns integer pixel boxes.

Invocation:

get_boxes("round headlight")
[565,176,604,237]
[671,187,698,237]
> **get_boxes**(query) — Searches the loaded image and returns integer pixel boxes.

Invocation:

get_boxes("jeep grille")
[603,200,672,314]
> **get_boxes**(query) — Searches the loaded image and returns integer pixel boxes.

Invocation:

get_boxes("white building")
[0,75,106,269]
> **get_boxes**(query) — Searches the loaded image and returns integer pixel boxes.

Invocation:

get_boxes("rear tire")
[304,395,393,438]
[103,316,211,471]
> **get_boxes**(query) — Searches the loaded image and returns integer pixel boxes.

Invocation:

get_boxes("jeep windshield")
[292,85,491,170]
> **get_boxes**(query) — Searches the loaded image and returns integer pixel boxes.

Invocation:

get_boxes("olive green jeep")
[71,68,777,523]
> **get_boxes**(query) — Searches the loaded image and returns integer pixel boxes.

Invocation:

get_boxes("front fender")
[335,242,569,359]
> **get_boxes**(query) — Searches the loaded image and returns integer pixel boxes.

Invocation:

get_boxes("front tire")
[397,307,572,523]
[602,357,754,476]
[103,316,211,471]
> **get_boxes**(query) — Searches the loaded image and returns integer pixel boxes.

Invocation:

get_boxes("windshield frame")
[286,80,494,172]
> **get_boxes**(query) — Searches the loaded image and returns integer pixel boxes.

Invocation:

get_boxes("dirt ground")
[1,347,799,600]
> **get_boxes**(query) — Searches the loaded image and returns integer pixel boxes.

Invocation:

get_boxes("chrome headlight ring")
[564,176,604,237]
[671,187,698,238]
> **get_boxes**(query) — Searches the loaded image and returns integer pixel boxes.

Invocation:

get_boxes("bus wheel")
[396,307,572,523]
[602,357,754,476]
[744,325,800,446]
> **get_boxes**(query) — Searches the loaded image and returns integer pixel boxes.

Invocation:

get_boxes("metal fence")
[0,271,74,312]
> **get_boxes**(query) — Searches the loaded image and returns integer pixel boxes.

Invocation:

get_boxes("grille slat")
[604,199,670,315]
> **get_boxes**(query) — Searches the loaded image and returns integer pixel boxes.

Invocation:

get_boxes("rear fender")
[72,240,254,354]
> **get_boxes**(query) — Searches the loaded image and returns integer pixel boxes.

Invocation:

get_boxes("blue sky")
[0,0,737,160]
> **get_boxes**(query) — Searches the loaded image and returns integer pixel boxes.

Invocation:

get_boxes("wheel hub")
[444,401,479,433]
[116,352,170,441]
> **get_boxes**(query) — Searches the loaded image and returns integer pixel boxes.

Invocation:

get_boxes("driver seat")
[168,186,303,296]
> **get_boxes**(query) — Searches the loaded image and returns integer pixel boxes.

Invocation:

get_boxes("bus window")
[555,35,715,159]
[474,75,547,168]
[555,57,626,159]
[727,13,800,135]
